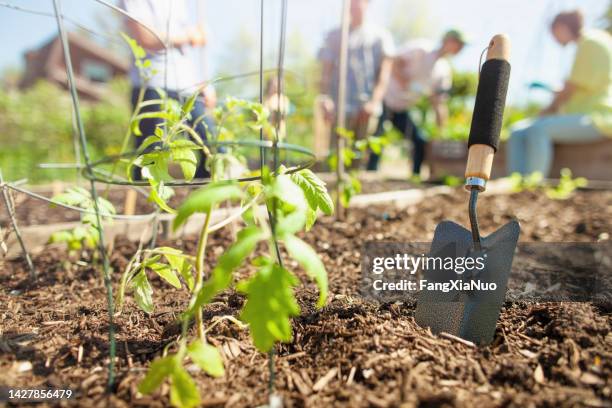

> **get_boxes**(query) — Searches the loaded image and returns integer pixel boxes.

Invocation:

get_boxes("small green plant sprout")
[509,171,544,192]
[440,174,462,187]
[329,127,363,208]
[509,169,586,200]
[546,168,588,200]
[49,186,116,257]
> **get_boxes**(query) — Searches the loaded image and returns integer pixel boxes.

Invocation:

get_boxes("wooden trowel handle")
[465,34,511,188]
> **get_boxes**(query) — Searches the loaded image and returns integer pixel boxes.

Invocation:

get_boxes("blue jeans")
[367,105,426,175]
[507,114,603,176]
[131,87,210,180]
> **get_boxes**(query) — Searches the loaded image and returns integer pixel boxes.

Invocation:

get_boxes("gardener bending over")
[367,29,467,177]
[121,0,209,180]
[507,10,612,176]
[318,0,395,167]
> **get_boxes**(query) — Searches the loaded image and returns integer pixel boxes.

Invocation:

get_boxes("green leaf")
[157,247,194,291]
[305,208,317,231]
[148,182,176,214]
[121,32,146,60]
[267,175,308,236]
[284,235,328,308]
[290,169,334,215]
[191,226,263,311]
[169,366,200,408]
[141,151,172,183]
[187,341,225,378]
[138,355,175,394]
[150,263,181,289]
[275,209,307,237]
[237,263,300,352]
[132,270,154,314]
[138,135,161,152]
[173,182,243,230]
[170,139,199,181]
[181,92,198,117]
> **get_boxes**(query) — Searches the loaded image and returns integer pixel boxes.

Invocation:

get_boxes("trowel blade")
[415,220,520,345]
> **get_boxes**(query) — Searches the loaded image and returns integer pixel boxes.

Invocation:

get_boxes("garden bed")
[1,189,611,407]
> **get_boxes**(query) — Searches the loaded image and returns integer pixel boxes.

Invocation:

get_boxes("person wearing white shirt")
[318,0,395,164]
[120,0,209,180]
[368,30,467,176]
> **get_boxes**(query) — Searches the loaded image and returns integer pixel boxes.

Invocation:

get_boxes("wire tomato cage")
[0,0,300,396]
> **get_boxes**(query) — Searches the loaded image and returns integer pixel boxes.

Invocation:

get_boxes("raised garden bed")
[1,189,610,407]
[426,139,612,181]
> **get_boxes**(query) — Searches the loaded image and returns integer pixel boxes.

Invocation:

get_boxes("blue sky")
[0,0,609,106]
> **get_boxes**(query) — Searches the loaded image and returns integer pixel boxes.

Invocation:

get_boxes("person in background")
[367,29,467,177]
[263,76,292,140]
[507,10,612,176]
[120,0,209,180]
[318,0,395,166]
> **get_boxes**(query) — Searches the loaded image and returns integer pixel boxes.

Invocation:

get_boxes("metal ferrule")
[465,176,487,192]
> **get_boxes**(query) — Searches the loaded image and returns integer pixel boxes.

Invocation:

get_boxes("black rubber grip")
[468,59,511,152]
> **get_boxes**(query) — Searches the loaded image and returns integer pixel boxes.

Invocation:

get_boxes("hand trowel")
[415,34,520,345]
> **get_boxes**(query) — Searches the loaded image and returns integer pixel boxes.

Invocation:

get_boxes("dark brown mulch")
[1,190,611,407]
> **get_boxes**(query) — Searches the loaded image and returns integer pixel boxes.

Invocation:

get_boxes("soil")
[1,189,611,407]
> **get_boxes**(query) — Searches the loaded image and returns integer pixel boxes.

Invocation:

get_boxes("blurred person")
[367,29,467,177]
[318,0,395,165]
[507,10,612,176]
[120,0,209,180]
[263,76,292,140]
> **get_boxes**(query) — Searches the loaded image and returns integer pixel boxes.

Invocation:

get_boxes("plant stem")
[194,206,213,340]
[104,86,146,196]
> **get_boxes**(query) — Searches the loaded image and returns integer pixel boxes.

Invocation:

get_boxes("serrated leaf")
[290,169,334,215]
[191,226,263,312]
[150,263,181,289]
[173,182,243,230]
[237,263,300,352]
[157,247,194,291]
[169,365,200,408]
[138,355,175,394]
[284,235,328,308]
[132,270,154,314]
[187,341,225,378]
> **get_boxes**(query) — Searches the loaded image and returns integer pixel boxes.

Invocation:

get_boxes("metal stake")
[0,170,35,278]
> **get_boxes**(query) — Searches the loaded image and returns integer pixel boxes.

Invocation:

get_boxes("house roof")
[61,32,130,73]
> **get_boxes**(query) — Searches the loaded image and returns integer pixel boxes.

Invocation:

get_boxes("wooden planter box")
[426,139,612,181]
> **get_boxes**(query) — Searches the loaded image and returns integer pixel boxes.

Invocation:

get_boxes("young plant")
[509,168,587,200]
[118,91,332,407]
[328,127,367,208]
[546,168,588,200]
[49,186,116,259]
[509,171,545,192]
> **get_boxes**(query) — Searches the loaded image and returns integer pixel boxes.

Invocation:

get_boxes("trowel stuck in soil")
[416,35,521,345]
